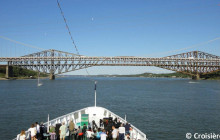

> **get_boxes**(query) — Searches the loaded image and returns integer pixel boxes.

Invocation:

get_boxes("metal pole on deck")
[94,81,97,107]
[47,114,49,132]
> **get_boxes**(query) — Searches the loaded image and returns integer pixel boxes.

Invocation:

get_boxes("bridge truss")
[0,49,220,77]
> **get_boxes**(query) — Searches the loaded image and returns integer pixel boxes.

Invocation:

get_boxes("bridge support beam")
[5,65,13,78]
[192,74,200,80]
[49,73,55,80]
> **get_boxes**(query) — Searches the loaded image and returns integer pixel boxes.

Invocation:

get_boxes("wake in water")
[188,81,199,84]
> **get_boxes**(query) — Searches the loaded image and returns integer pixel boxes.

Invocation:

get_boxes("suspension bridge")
[0,48,219,80]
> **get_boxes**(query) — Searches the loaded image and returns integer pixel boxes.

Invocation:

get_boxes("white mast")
[95,81,97,107]
[47,114,49,132]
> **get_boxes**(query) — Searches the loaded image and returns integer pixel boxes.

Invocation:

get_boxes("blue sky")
[0,0,220,75]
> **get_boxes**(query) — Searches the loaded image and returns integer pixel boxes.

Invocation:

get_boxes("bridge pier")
[49,73,55,80]
[192,74,200,80]
[5,65,13,78]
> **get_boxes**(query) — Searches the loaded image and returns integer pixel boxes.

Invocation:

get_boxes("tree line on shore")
[0,66,48,78]
[0,66,219,79]
[113,71,220,80]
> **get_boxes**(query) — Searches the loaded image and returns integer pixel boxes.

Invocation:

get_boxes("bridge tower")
[49,50,55,80]
[192,74,200,80]
[5,62,13,78]
[49,71,55,80]
[192,51,200,80]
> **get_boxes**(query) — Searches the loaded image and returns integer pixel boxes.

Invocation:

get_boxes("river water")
[0,77,220,140]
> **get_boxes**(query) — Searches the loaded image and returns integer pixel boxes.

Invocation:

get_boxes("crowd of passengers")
[17,117,138,140]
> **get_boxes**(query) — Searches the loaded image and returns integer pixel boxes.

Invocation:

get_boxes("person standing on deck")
[77,126,83,140]
[86,127,94,140]
[129,127,136,140]
[82,123,87,139]
[19,130,26,140]
[124,122,131,135]
[96,128,101,140]
[99,119,103,127]
[35,122,40,139]
[28,124,36,140]
[69,119,75,140]
[111,126,118,140]
[49,128,56,140]
[100,129,107,140]
[118,124,125,140]
[59,122,67,140]
[40,122,46,140]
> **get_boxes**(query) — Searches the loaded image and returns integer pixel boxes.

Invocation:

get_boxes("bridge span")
[0,49,219,80]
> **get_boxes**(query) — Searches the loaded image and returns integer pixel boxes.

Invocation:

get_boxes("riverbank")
[106,71,220,80]
[0,76,48,80]
[113,72,190,78]
[1,66,219,80]
[0,66,49,80]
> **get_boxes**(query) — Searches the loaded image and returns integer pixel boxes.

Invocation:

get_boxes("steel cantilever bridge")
[0,49,220,79]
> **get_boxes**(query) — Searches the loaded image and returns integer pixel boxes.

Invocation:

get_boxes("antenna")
[94,81,97,107]
[47,114,49,132]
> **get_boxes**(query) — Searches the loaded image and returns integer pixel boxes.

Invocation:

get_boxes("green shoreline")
[0,76,48,80]
[0,66,219,80]
[0,66,48,80]
[106,72,220,80]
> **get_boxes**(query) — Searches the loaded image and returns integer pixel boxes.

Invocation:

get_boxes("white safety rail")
[14,106,147,140]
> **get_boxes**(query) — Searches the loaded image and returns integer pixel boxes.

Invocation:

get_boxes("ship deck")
[15,106,147,140]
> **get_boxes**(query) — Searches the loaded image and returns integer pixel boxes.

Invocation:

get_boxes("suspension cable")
[146,36,220,57]
[0,35,45,51]
[56,0,93,78]
[56,0,79,55]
